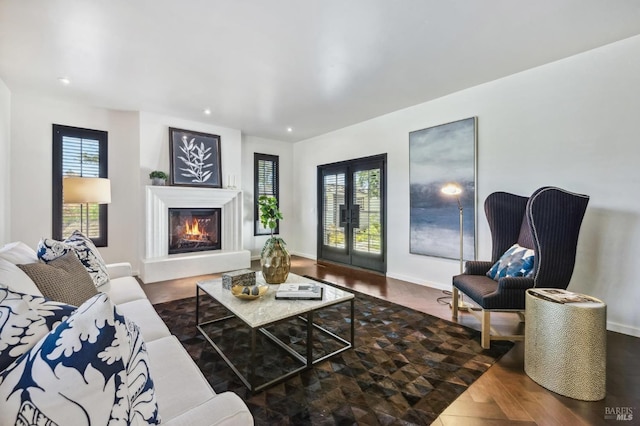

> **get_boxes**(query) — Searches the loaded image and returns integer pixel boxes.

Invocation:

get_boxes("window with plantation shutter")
[254,153,279,236]
[52,124,108,246]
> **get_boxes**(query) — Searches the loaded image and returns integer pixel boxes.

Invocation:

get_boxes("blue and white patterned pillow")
[486,243,535,280]
[38,230,110,288]
[0,293,160,425]
[0,284,76,372]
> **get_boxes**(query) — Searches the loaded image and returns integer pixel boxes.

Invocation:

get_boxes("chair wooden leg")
[481,310,491,349]
[452,287,459,320]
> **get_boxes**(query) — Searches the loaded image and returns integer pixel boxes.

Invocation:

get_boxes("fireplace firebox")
[168,208,221,255]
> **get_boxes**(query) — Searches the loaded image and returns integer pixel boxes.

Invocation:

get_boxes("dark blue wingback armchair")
[452,186,589,348]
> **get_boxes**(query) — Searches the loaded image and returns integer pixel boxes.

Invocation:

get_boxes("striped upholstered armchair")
[452,186,590,348]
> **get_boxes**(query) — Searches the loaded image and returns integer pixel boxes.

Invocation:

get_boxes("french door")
[317,154,386,273]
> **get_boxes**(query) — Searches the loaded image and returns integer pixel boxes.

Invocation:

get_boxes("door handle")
[339,205,348,227]
[351,205,360,229]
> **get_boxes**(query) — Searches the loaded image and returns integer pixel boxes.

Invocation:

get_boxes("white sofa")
[0,242,253,425]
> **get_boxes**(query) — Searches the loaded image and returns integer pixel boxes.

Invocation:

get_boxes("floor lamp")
[441,183,472,310]
[63,177,111,236]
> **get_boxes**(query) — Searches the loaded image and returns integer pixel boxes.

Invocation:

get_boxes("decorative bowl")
[231,283,269,300]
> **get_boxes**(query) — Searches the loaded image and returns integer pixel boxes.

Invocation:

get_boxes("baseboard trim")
[386,271,449,292]
[289,251,316,261]
[607,321,640,338]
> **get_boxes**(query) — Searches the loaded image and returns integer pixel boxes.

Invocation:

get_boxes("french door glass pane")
[323,172,346,249]
[352,168,381,254]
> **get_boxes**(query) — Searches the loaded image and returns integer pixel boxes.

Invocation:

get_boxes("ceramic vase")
[260,239,290,284]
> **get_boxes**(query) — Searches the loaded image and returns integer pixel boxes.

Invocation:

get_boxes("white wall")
[9,95,140,267]
[292,35,640,337]
[0,78,10,245]
[138,112,243,263]
[138,112,242,189]
[241,135,293,258]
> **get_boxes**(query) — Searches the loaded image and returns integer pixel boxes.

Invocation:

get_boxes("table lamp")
[63,177,111,236]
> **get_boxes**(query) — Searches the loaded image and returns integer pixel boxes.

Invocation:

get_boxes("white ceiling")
[1,1,640,142]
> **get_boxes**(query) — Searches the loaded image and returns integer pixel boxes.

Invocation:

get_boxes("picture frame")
[169,127,222,188]
[409,117,477,261]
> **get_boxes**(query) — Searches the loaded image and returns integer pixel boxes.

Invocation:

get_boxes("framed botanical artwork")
[169,127,222,188]
[409,117,477,261]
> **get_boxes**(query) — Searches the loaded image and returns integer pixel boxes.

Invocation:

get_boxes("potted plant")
[258,195,290,284]
[149,171,169,186]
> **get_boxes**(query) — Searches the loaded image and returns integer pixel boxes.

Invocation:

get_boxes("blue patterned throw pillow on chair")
[0,285,76,372]
[486,243,535,280]
[37,230,110,288]
[0,293,160,425]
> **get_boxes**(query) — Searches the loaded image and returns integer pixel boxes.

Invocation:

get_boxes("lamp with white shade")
[63,177,111,237]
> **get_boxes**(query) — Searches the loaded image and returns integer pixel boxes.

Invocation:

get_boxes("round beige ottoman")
[524,289,606,401]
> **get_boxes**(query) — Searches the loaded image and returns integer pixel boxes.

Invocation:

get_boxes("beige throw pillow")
[17,252,98,306]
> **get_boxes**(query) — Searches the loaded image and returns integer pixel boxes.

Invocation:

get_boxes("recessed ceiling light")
[58,77,71,86]
[287,127,293,132]
[203,108,211,115]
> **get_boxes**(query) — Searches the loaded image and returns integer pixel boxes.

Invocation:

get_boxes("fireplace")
[168,208,221,255]
[142,186,249,283]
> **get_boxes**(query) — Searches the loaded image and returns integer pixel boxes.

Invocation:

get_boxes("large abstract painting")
[409,117,477,261]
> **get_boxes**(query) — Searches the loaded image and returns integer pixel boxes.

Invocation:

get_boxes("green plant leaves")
[258,195,283,238]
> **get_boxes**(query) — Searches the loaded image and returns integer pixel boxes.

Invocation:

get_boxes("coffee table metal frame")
[195,275,355,392]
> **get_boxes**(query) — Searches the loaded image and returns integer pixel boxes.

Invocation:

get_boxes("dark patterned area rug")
[153,281,513,425]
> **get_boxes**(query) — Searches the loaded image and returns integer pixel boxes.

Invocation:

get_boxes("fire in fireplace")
[168,208,221,255]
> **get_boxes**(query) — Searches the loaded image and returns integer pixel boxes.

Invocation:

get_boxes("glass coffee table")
[196,272,354,392]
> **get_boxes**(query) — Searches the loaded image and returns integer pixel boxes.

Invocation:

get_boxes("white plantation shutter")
[62,136,100,178]
[352,168,381,254]
[257,159,275,196]
[322,172,346,248]
[61,136,101,239]
[254,153,279,235]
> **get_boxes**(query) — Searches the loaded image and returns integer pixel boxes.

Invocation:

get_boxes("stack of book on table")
[275,283,323,300]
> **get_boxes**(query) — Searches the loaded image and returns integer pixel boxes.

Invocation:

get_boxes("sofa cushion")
[38,230,110,288]
[0,285,76,371]
[145,336,216,421]
[17,252,98,306]
[101,275,148,305]
[163,393,254,426]
[117,299,171,343]
[0,293,161,425]
[0,241,39,264]
[106,262,133,280]
[0,258,43,296]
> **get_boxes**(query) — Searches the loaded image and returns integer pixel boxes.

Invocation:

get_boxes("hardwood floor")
[142,256,639,425]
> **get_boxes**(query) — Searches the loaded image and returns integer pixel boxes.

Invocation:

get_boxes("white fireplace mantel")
[140,185,250,283]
